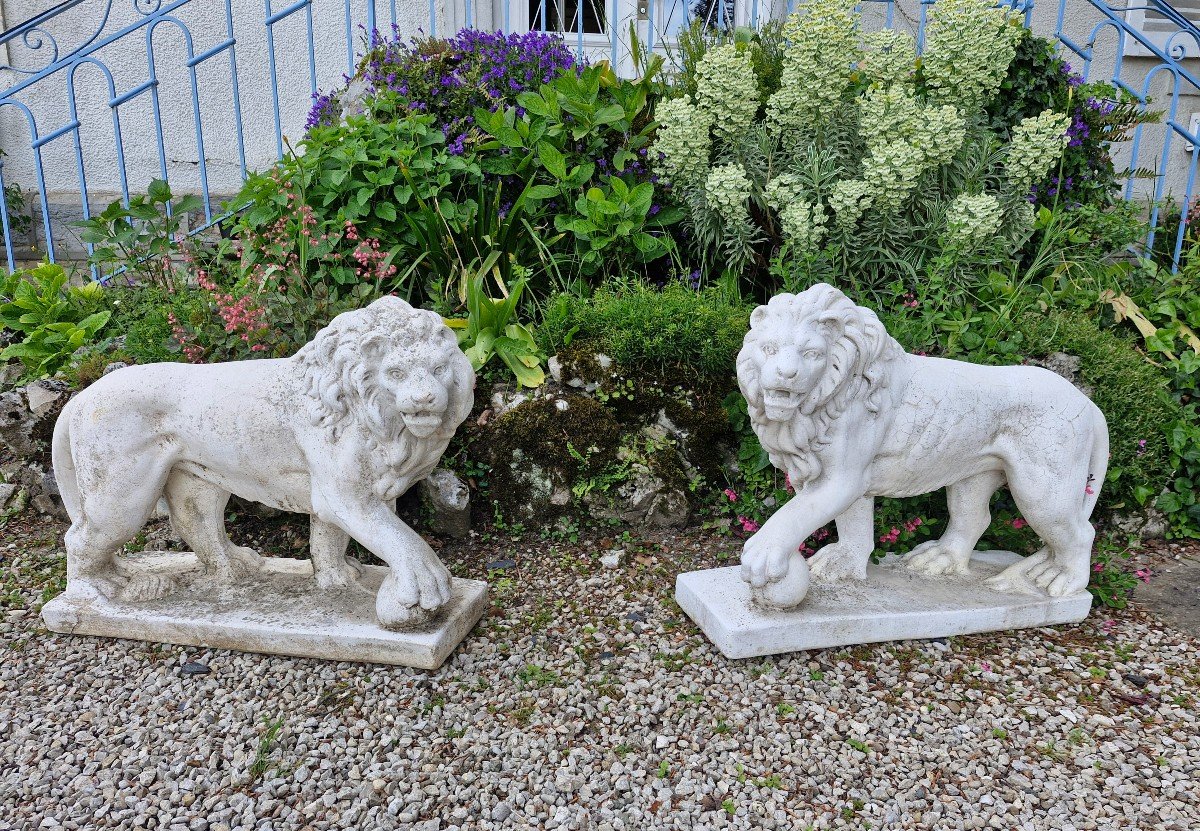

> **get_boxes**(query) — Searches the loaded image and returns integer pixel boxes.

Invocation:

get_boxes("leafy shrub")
[233,112,469,305]
[474,60,680,283]
[448,260,545,387]
[0,262,110,379]
[539,280,750,376]
[987,29,1156,210]
[653,0,1141,299]
[1016,309,1180,512]
[75,178,203,286]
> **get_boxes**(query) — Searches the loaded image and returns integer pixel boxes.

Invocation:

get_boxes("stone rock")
[25,380,70,416]
[1030,352,1094,398]
[490,387,529,419]
[599,550,624,569]
[588,467,689,528]
[490,802,512,822]
[0,362,22,392]
[0,482,17,510]
[102,361,130,376]
[43,297,483,664]
[420,469,471,539]
[0,380,71,458]
[1110,507,1168,541]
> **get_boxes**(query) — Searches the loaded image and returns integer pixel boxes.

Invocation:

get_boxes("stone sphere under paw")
[751,551,810,609]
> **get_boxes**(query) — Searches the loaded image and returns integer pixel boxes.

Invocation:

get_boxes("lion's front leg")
[741,481,864,589]
[315,494,452,630]
[808,496,874,582]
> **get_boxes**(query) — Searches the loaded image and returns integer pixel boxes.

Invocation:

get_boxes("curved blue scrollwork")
[134,0,164,15]
[0,0,114,76]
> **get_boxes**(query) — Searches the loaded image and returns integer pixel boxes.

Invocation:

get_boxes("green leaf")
[494,337,545,387]
[146,178,171,203]
[517,92,550,117]
[527,185,561,200]
[375,202,398,222]
[538,142,567,180]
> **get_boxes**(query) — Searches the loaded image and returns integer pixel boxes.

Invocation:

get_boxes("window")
[1124,1,1200,58]
[528,0,608,34]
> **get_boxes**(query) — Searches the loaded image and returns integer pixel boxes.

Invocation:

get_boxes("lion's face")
[748,326,832,422]
[376,346,462,438]
[363,327,473,440]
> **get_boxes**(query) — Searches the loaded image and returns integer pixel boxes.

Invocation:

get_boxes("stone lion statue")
[52,296,474,629]
[736,284,1108,606]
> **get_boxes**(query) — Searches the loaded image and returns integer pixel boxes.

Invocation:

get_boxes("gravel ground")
[1,517,1199,831]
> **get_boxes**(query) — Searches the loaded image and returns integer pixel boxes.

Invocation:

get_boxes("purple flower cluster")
[1087,96,1117,115]
[305,90,339,131]
[1067,111,1091,148]
[1060,61,1084,89]
[331,27,578,150]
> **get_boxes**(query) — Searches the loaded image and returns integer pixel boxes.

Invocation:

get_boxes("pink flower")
[1135,568,1151,583]
[738,516,760,534]
[1085,485,1095,495]
[981,661,992,672]
[1092,562,1105,573]
[1101,619,1116,634]
[878,528,900,545]
[1011,518,1028,529]
[723,488,738,502]
[903,517,923,533]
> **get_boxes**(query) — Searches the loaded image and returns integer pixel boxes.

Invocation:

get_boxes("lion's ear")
[361,333,390,360]
[817,311,845,340]
[750,306,770,329]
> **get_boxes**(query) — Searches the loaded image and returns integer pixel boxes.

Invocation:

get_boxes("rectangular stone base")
[41,553,487,670]
[675,551,1092,660]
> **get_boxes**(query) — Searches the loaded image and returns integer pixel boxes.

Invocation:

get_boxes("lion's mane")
[737,285,904,488]
[292,296,473,500]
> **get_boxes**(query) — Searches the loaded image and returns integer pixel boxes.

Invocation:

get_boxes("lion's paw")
[904,540,971,577]
[983,550,1048,596]
[226,545,266,575]
[315,557,369,592]
[808,543,868,582]
[375,553,453,630]
[117,573,178,602]
[1026,557,1089,597]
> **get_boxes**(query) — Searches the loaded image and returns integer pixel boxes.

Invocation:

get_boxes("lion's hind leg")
[985,457,1094,598]
[63,454,173,603]
[164,469,264,583]
[905,471,1004,578]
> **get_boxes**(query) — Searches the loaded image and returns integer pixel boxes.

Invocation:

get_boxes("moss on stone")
[487,394,622,519]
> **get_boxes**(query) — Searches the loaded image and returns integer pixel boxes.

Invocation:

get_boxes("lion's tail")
[1084,404,1109,520]
[51,403,82,524]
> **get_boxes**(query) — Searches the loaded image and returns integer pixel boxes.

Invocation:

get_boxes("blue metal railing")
[1,0,1199,272]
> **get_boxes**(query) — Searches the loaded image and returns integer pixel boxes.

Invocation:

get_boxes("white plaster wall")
[0,0,430,206]
[1030,0,1200,204]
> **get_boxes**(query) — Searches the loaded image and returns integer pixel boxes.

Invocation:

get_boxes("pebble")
[2,533,1199,831]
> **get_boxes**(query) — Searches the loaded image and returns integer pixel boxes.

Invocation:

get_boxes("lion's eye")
[433,364,449,378]
[388,368,405,379]
[762,343,778,357]
[803,349,822,360]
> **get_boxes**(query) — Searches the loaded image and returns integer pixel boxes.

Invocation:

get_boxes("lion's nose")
[415,390,436,405]
[776,363,797,379]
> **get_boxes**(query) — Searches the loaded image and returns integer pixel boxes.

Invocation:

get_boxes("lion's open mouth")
[402,412,441,436]
[763,388,802,420]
